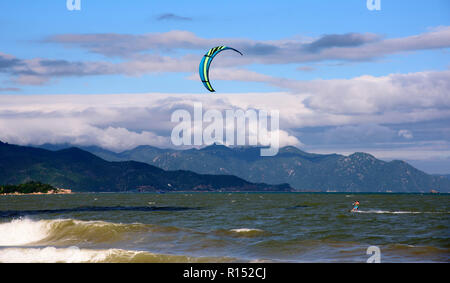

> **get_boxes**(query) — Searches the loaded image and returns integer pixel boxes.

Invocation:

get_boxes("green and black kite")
[199,46,243,92]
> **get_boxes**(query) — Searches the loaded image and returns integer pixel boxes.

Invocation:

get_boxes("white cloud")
[0,68,448,156]
[398,129,413,139]
[0,93,303,151]
[0,117,169,152]
[322,124,397,144]
[45,27,450,63]
[207,69,450,126]
[3,27,450,86]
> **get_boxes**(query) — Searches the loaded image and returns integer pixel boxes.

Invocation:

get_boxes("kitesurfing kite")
[199,46,243,92]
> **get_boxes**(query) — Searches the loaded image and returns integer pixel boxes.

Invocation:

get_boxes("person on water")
[351,201,360,212]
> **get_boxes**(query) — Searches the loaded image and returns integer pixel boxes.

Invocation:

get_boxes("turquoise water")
[0,193,448,262]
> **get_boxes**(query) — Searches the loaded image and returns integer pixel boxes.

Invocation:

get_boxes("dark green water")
[0,193,448,262]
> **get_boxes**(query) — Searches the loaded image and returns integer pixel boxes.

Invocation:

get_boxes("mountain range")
[37,143,450,193]
[0,141,291,192]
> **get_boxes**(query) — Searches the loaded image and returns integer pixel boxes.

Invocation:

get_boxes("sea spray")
[0,247,236,263]
[0,218,52,246]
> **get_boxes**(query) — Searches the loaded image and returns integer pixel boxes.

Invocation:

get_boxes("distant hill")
[0,181,58,195]
[0,142,292,192]
[434,174,450,181]
[42,143,450,193]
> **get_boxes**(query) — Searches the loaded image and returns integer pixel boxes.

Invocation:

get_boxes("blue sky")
[1,0,449,93]
[0,0,450,173]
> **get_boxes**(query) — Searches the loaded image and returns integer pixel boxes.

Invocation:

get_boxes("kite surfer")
[351,201,360,212]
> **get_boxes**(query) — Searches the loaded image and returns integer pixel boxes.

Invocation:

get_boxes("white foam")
[0,218,53,246]
[230,228,263,233]
[355,210,422,214]
[0,247,123,263]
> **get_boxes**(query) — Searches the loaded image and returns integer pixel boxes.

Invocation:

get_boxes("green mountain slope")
[0,142,292,192]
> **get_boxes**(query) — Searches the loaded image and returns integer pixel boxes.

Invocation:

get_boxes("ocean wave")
[0,205,200,218]
[230,228,264,233]
[0,218,184,246]
[214,228,267,238]
[0,218,53,246]
[0,218,238,263]
[354,210,448,214]
[0,247,236,263]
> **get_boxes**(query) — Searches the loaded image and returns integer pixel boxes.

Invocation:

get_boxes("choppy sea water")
[0,193,448,263]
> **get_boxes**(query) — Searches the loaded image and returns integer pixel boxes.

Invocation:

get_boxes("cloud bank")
[0,68,449,159]
[2,27,449,86]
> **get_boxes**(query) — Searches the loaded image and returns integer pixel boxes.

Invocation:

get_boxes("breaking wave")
[0,218,185,247]
[0,218,236,263]
[0,247,235,263]
[213,228,268,238]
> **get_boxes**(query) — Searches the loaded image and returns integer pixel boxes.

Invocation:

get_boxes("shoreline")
[1,190,448,196]
[0,189,72,196]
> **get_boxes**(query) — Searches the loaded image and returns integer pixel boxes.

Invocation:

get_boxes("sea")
[0,193,448,263]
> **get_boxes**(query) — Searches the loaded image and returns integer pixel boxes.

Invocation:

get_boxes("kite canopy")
[199,46,243,92]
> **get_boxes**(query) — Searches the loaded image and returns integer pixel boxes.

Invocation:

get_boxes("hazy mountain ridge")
[40,143,450,193]
[0,141,292,192]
